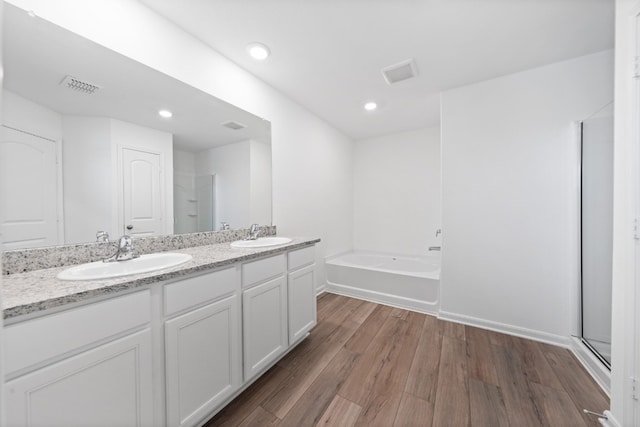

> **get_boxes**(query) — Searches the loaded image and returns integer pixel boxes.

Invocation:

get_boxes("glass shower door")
[580,111,614,367]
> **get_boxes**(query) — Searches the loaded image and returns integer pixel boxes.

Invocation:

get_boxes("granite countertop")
[2,237,320,320]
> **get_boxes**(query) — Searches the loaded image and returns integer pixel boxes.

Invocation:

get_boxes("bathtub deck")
[205,293,608,427]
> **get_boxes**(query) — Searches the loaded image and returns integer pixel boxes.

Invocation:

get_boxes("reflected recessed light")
[364,102,378,111]
[246,42,270,60]
[158,109,173,118]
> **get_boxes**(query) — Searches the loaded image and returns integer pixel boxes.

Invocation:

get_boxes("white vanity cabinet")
[3,241,319,427]
[287,246,317,344]
[241,254,288,381]
[164,267,241,427]
[4,290,154,427]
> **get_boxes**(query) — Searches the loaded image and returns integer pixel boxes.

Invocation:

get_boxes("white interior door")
[121,147,163,237]
[0,126,59,249]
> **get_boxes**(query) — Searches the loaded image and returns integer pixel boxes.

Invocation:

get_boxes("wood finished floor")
[205,293,609,427]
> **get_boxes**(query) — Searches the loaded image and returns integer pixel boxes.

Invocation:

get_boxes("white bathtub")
[325,251,440,315]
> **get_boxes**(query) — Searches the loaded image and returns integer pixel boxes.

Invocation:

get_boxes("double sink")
[56,237,292,281]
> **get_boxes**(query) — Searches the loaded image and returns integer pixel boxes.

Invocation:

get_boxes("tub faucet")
[246,224,261,240]
[104,234,139,262]
[435,229,442,237]
[428,246,441,251]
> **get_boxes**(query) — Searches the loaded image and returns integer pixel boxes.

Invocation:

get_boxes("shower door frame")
[578,117,614,371]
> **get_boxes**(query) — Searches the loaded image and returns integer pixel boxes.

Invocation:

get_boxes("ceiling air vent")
[60,75,101,94]
[221,121,247,130]
[381,58,418,85]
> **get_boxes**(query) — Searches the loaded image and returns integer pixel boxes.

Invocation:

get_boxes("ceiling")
[140,0,614,141]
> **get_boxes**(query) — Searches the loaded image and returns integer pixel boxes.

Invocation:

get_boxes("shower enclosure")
[579,105,614,368]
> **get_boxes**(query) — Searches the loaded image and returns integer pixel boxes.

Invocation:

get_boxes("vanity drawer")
[5,290,150,376]
[288,246,315,271]
[242,254,285,288]
[164,267,237,316]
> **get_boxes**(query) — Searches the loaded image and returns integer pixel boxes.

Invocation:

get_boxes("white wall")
[6,0,355,287]
[440,50,614,343]
[196,141,251,229]
[249,140,272,226]
[2,90,62,141]
[62,116,113,243]
[610,0,639,424]
[353,127,441,255]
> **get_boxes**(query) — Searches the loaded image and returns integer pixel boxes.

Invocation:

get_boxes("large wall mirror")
[1,2,272,251]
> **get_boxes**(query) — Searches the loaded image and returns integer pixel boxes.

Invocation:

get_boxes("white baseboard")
[326,282,439,315]
[599,411,620,427]
[569,337,610,396]
[437,310,570,347]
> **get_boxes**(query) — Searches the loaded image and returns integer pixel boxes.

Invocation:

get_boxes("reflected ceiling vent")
[221,121,247,130]
[59,75,101,94]
[381,58,418,85]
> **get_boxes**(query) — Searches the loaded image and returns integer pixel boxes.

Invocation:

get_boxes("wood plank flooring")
[205,293,609,427]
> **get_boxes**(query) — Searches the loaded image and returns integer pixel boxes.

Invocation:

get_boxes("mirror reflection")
[1,3,272,251]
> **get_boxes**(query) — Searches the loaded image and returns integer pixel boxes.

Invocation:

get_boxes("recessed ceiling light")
[27,10,37,18]
[246,42,270,60]
[364,102,378,111]
[158,109,173,118]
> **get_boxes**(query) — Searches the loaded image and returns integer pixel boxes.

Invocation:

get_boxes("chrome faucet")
[104,234,139,262]
[220,222,230,231]
[246,224,261,240]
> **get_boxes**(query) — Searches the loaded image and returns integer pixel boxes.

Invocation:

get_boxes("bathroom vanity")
[2,237,319,427]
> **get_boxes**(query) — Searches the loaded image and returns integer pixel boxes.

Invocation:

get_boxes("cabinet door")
[165,295,241,427]
[5,329,153,427]
[242,276,287,381]
[288,264,317,344]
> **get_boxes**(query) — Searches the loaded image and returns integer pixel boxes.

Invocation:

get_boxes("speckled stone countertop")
[2,237,320,320]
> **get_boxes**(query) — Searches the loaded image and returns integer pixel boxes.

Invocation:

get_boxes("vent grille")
[60,75,101,94]
[221,121,247,130]
[381,59,418,85]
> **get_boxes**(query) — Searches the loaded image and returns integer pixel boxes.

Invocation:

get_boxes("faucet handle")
[96,231,109,243]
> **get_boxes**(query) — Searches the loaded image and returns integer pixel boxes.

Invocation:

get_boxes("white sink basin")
[57,252,193,281]
[230,237,293,248]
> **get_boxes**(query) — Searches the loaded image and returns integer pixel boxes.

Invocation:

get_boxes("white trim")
[599,410,621,427]
[570,336,611,396]
[315,282,326,295]
[437,310,569,347]
[574,120,583,338]
[327,281,439,315]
